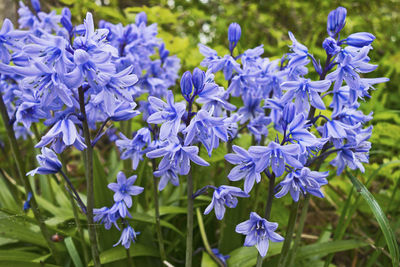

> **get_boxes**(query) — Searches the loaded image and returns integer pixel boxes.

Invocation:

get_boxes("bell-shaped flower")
[27,147,62,176]
[114,225,140,249]
[108,171,144,208]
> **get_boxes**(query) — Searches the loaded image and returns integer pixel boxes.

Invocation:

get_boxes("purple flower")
[345,32,375,48]
[211,248,230,265]
[146,141,209,175]
[275,167,329,201]
[23,192,33,211]
[154,166,179,191]
[147,90,186,140]
[204,185,249,220]
[327,7,347,37]
[35,118,87,153]
[94,207,120,230]
[250,142,303,177]
[236,212,284,257]
[114,225,140,249]
[27,147,62,176]
[281,78,331,112]
[108,171,144,208]
[225,145,262,193]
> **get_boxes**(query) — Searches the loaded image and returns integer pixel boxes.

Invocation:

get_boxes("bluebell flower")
[237,93,263,124]
[31,0,41,13]
[135,12,147,26]
[211,248,230,265]
[35,118,86,153]
[0,19,26,63]
[286,113,320,148]
[204,185,249,220]
[250,142,303,177]
[286,31,310,70]
[23,192,33,211]
[281,78,331,112]
[94,206,120,230]
[108,171,144,208]
[247,115,271,143]
[236,212,284,257]
[184,108,229,156]
[228,22,241,52]
[154,166,179,191]
[241,45,264,70]
[116,128,152,170]
[327,7,347,37]
[146,141,209,175]
[147,90,186,140]
[27,147,62,176]
[275,167,329,201]
[344,32,375,48]
[225,145,262,193]
[109,200,132,219]
[199,44,220,68]
[99,92,140,122]
[180,70,193,101]
[114,225,140,249]
[323,37,341,56]
[321,119,355,140]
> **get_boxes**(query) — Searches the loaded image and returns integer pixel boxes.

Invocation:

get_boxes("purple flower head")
[135,12,147,26]
[236,212,284,257]
[27,147,62,176]
[154,166,179,191]
[114,225,140,249]
[35,118,87,153]
[228,22,241,52]
[180,71,193,100]
[192,67,205,95]
[281,78,331,112]
[287,31,309,70]
[250,142,303,177]
[94,207,120,230]
[147,90,186,141]
[204,185,249,220]
[31,0,41,13]
[323,37,341,56]
[147,141,209,175]
[275,167,329,202]
[327,7,347,37]
[345,32,375,48]
[108,171,144,208]
[225,145,262,193]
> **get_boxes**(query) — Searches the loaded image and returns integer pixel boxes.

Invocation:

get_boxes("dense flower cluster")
[0,0,385,261]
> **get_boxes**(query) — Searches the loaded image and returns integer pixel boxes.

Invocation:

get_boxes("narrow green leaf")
[227,243,283,267]
[65,237,84,267]
[128,212,184,237]
[296,239,368,260]
[347,171,400,267]
[0,250,40,261]
[0,261,60,267]
[88,243,159,266]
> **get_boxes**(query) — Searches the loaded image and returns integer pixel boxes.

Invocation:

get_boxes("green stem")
[0,93,62,264]
[78,87,101,267]
[256,173,276,267]
[151,159,166,262]
[277,200,300,267]
[196,208,225,267]
[185,170,194,267]
[126,247,133,267]
[287,194,310,266]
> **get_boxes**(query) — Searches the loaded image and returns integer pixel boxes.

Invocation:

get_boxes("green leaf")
[227,243,283,267]
[201,251,218,267]
[0,210,46,247]
[148,206,186,216]
[129,212,184,237]
[296,239,368,260]
[65,237,84,267]
[88,243,159,266]
[347,171,400,267]
[0,250,41,261]
[0,261,60,267]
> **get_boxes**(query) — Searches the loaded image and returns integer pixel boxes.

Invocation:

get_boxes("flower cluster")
[94,171,143,248]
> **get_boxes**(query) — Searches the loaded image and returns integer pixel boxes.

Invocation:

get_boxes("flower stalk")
[78,86,101,267]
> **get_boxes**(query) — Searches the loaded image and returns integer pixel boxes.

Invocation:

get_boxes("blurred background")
[1,0,399,266]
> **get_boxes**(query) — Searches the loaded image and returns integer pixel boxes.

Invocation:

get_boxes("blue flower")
[204,185,249,220]
[250,142,303,177]
[180,70,193,100]
[327,7,347,37]
[114,225,140,249]
[35,118,86,153]
[225,145,262,193]
[345,32,375,48]
[323,37,341,56]
[23,192,33,211]
[108,171,144,208]
[116,128,152,170]
[236,212,284,257]
[154,166,179,191]
[211,248,230,265]
[281,78,331,112]
[228,22,241,52]
[275,167,329,201]
[94,207,120,230]
[147,90,186,140]
[146,141,209,175]
[27,147,62,176]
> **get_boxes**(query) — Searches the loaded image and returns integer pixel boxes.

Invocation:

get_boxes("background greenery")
[0,0,399,266]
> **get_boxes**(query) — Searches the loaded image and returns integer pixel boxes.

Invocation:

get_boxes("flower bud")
[283,102,296,125]
[180,71,193,100]
[228,22,241,44]
[345,32,375,48]
[135,12,147,26]
[327,7,347,37]
[322,37,341,55]
[31,0,41,13]
[61,8,73,33]
[192,68,205,94]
